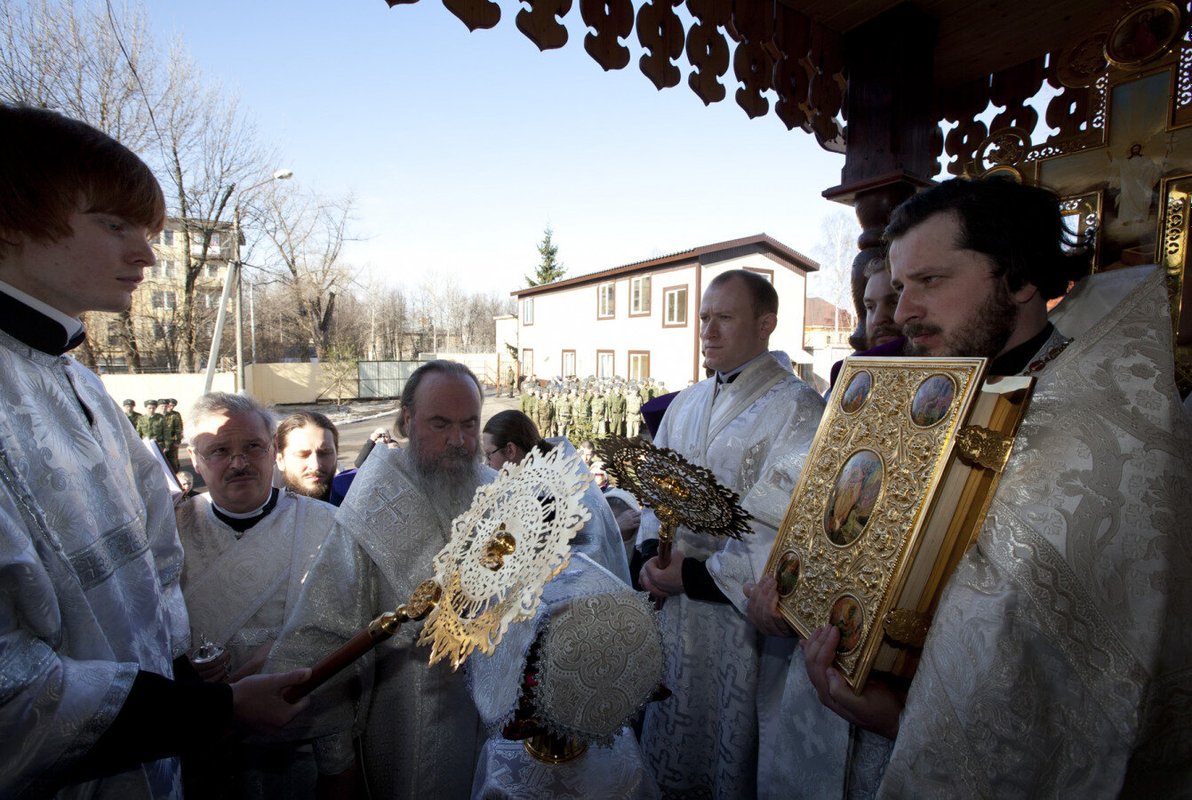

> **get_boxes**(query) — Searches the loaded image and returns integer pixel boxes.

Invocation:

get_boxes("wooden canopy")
[385,0,1192,394]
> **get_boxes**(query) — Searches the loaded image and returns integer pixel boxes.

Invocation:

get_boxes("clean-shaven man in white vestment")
[179,392,341,796]
[0,105,306,799]
[636,269,825,798]
[268,360,492,798]
[754,177,1192,798]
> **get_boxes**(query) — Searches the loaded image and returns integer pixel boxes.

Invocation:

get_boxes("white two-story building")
[511,233,818,389]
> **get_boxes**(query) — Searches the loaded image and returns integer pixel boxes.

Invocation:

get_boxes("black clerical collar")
[0,286,86,356]
[990,323,1056,376]
[716,352,767,384]
[211,487,280,534]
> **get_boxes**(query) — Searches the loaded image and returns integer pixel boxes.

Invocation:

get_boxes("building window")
[521,348,534,378]
[204,290,222,309]
[597,282,615,319]
[152,290,176,310]
[597,349,614,378]
[562,350,576,378]
[205,262,221,279]
[628,351,650,380]
[191,231,222,257]
[154,259,176,280]
[159,229,174,246]
[630,275,651,316]
[663,285,688,327]
[522,297,535,325]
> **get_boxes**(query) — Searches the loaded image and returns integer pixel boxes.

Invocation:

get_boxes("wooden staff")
[282,583,440,703]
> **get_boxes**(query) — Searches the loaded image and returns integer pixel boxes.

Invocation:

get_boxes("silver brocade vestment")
[267,446,489,797]
[0,330,189,799]
[635,352,825,798]
[544,437,632,584]
[765,266,1192,798]
[178,490,335,675]
[467,554,660,799]
[884,266,1192,797]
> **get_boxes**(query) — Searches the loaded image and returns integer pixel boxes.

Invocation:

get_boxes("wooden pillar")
[823,4,937,349]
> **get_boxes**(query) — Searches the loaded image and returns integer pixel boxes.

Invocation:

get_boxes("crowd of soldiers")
[123,397,185,471]
[519,376,667,441]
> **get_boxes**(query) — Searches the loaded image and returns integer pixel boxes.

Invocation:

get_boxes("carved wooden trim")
[442,0,500,32]
[637,0,683,90]
[517,0,571,51]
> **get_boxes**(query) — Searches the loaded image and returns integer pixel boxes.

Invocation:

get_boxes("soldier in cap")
[626,383,643,438]
[504,364,517,398]
[519,384,532,415]
[607,384,627,437]
[539,388,556,437]
[161,399,184,471]
[554,387,574,438]
[135,398,167,453]
[525,386,539,428]
[123,398,142,430]
[590,388,607,436]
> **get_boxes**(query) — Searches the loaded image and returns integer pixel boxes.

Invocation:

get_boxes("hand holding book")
[743,576,795,637]
[802,625,904,740]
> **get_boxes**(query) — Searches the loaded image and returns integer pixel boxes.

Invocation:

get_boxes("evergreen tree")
[525,226,567,286]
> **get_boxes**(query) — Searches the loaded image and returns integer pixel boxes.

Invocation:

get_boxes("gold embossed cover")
[765,357,1034,691]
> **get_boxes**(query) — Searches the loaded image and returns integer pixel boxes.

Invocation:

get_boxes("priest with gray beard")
[267,360,493,798]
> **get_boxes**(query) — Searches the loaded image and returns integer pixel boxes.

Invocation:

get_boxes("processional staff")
[281,446,593,703]
[595,437,752,605]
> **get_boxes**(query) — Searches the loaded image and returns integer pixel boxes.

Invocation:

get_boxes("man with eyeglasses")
[179,391,341,795]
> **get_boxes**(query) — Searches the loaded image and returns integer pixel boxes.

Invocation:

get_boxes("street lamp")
[203,169,293,393]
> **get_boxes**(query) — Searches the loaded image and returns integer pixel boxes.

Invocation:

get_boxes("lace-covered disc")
[419,446,592,670]
[534,591,663,745]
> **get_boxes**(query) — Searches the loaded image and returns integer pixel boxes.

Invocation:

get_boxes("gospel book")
[764,357,1035,692]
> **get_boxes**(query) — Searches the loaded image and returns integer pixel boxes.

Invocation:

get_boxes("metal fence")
[357,360,421,400]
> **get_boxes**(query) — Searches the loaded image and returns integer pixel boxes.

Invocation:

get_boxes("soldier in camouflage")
[122,398,141,431]
[607,385,627,437]
[135,398,167,454]
[553,389,572,438]
[626,386,643,438]
[590,388,607,436]
[162,398,184,472]
[539,389,556,438]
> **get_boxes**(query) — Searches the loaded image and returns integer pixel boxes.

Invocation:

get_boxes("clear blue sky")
[150,0,848,295]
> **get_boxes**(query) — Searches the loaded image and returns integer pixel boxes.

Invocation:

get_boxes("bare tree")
[0,1,271,373]
[257,186,356,359]
[155,48,269,370]
[0,0,157,150]
[409,275,512,355]
[809,211,861,340]
[1,0,160,368]
[318,344,358,406]
[461,291,514,353]
[371,285,410,360]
